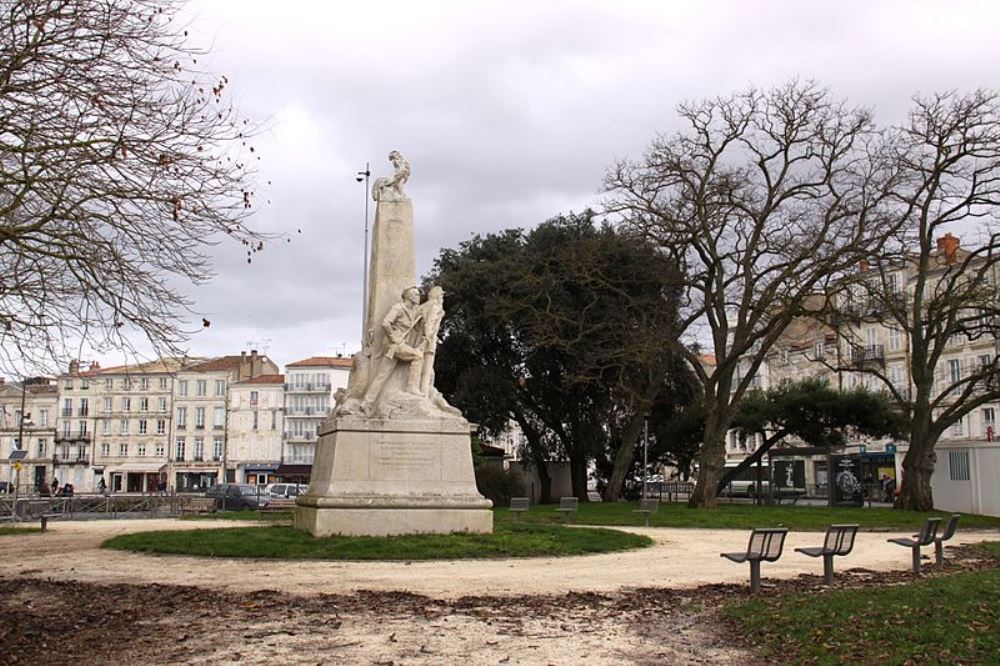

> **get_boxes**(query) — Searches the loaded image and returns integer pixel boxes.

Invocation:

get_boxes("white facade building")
[228,374,284,485]
[280,356,350,476]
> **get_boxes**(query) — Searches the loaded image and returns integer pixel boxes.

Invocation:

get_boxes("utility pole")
[357,162,371,339]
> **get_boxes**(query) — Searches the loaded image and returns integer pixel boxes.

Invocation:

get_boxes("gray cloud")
[97,0,1000,369]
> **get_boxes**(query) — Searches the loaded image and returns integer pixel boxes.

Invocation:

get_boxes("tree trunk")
[897,414,937,511]
[715,434,780,496]
[569,452,589,501]
[688,409,729,509]
[604,411,648,502]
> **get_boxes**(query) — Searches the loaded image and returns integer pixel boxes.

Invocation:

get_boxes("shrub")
[475,465,525,506]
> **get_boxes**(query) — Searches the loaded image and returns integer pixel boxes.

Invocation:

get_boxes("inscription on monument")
[373,439,440,481]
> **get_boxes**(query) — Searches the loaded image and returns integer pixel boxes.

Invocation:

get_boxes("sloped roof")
[286,356,352,368]
[186,355,251,373]
[99,357,190,375]
[235,374,285,385]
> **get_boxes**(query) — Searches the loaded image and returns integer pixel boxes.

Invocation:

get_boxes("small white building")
[931,440,1000,517]
[280,356,351,479]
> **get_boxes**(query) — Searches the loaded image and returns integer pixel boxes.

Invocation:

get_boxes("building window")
[252,410,258,430]
[79,398,89,416]
[213,437,223,460]
[122,397,131,412]
[271,410,277,430]
[78,420,87,436]
[104,378,113,390]
[63,398,72,417]
[120,419,129,435]
[175,438,186,461]
[140,377,149,391]
[948,450,971,481]
[196,380,207,397]
[155,442,165,457]
[119,442,128,456]
[60,444,69,459]
[101,442,110,456]
[37,439,46,457]
[950,418,965,438]
[176,407,187,430]
[103,397,112,413]
[983,408,996,439]
[64,379,73,390]
[213,407,225,429]
[140,397,148,412]
[137,442,146,456]
[158,397,167,412]
[62,421,71,437]
[215,379,226,396]
[194,437,205,460]
[123,378,132,390]
[39,409,48,427]
[178,380,188,397]
[195,407,205,429]
[159,377,168,390]
[948,359,962,384]
[139,420,148,435]
[102,420,111,435]
[156,419,166,435]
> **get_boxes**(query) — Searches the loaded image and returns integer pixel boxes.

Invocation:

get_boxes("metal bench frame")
[554,497,578,523]
[633,498,659,527]
[509,497,530,520]
[888,517,941,574]
[794,524,859,586]
[721,527,789,594]
[933,514,960,565]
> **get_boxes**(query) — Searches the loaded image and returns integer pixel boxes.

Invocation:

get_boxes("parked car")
[266,483,308,499]
[204,484,270,510]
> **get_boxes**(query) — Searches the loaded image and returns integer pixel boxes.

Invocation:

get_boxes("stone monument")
[294,151,493,537]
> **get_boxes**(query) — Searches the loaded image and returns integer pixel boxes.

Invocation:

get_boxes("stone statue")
[361,286,426,415]
[371,150,410,202]
[418,285,445,396]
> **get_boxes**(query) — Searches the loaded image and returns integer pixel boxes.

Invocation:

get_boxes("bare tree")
[0,0,267,374]
[830,91,1000,510]
[605,81,896,508]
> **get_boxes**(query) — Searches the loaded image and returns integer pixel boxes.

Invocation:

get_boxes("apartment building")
[732,234,1000,513]
[0,377,58,491]
[94,359,185,493]
[172,351,278,491]
[227,374,284,485]
[280,356,350,477]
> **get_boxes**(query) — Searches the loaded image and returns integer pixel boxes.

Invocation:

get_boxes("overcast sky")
[112,0,1000,371]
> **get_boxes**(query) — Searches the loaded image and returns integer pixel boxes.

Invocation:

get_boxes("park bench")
[633,498,659,527]
[721,527,789,594]
[888,516,941,574]
[794,524,859,586]
[774,489,807,505]
[555,497,578,523]
[931,514,960,565]
[509,497,530,520]
[39,513,59,532]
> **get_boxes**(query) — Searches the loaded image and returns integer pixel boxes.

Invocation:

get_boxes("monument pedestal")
[294,416,493,537]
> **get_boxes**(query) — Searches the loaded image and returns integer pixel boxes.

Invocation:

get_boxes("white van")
[266,483,309,499]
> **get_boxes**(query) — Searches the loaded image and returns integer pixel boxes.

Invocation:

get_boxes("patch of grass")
[181,509,292,522]
[101,523,652,560]
[0,526,42,536]
[498,501,1000,531]
[723,555,1000,664]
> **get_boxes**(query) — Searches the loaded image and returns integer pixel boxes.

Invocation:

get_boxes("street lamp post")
[356,162,371,339]
[642,416,649,500]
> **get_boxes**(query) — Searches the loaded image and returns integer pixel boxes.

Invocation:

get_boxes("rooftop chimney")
[68,359,80,375]
[89,361,100,372]
[937,233,960,265]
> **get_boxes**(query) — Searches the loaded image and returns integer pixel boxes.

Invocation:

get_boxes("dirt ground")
[1,519,997,664]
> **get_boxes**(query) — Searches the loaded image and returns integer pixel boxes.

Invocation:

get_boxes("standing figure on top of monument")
[371,150,410,202]
[361,286,425,415]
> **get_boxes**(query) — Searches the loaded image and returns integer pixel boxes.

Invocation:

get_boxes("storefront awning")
[275,464,312,476]
[173,467,220,474]
[109,463,167,473]
[242,463,280,472]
